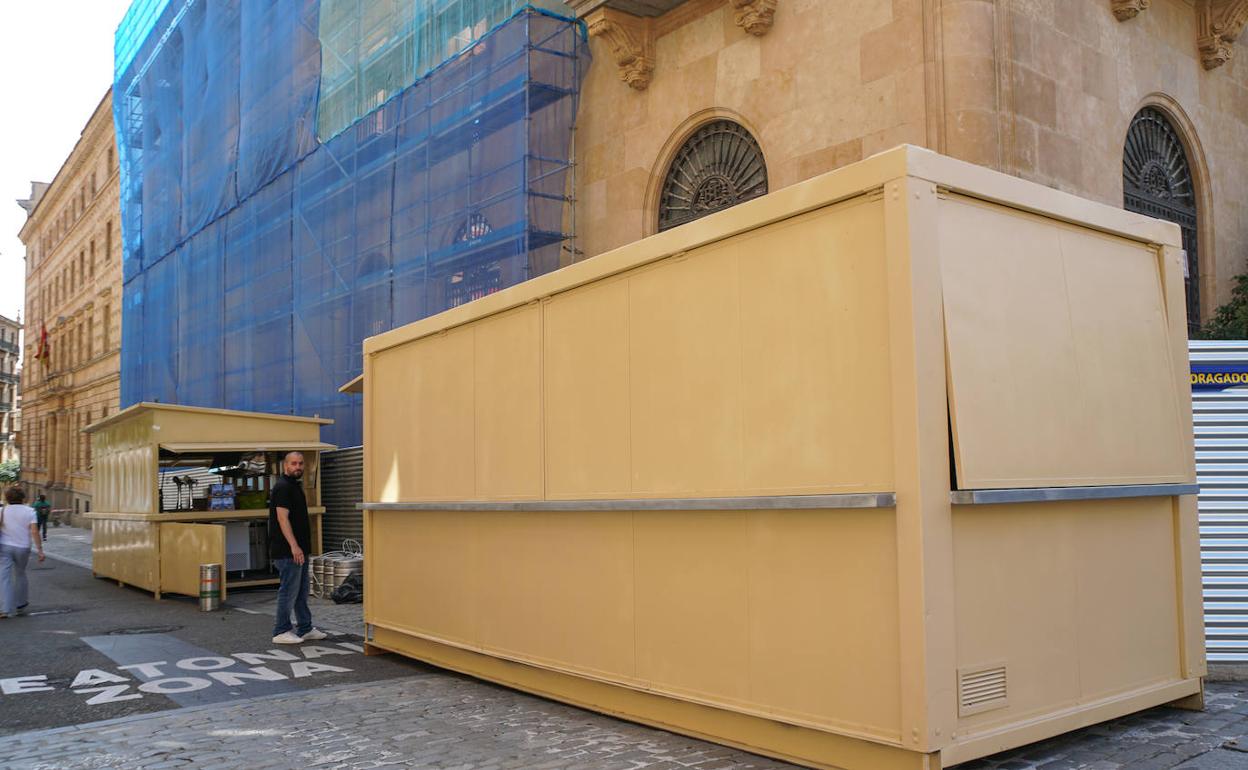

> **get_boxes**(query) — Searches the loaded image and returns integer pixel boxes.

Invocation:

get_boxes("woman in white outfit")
[0,487,44,618]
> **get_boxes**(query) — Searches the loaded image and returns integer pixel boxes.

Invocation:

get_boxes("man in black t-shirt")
[270,451,328,644]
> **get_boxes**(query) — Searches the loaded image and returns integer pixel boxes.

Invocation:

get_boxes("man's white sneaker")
[300,628,328,641]
[272,631,304,644]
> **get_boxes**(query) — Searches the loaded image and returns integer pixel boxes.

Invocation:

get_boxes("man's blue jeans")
[273,557,311,637]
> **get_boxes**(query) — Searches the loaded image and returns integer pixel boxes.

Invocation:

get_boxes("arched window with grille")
[443,212,501,309]
[658,120,768,233]
[1123,107,1200,334]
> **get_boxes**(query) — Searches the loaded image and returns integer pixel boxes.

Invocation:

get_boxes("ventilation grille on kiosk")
[958,664,1008,717]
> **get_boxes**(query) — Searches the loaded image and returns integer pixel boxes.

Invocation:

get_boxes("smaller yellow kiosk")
[84,403,333,600]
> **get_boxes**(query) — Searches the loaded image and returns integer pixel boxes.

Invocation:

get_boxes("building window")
[79,411,88,470]
[1124,107,1199,334]
[658,120,768,233]
[443,213,500,309]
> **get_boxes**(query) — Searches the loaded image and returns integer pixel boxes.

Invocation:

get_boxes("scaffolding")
[114,1,587,446]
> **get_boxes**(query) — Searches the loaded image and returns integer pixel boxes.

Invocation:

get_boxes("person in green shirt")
[31,495,50,542]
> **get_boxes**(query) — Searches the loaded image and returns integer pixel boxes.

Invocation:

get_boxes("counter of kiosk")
[351,145,1204,770]
[83,403,333,600]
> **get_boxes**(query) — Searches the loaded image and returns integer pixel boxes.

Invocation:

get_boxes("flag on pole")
[35,322,49,365]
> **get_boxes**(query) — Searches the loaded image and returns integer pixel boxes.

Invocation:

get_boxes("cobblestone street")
[4,671,1248,770]
[10,528,1248,769]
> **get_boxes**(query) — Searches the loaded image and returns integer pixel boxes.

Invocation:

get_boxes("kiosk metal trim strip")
[950,483,1199,505]
[359,493,896,512]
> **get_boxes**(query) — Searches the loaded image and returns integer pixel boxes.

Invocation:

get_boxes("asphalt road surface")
[0,555,426,736]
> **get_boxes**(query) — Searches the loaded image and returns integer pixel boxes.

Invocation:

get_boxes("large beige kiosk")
[84,403,333,600]
[355,146,1203,769]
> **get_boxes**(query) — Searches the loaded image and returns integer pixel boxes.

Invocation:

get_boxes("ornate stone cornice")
[586,8,654,90]
[1197,0,1248,69]
[1111,0,1150,21]
[730,0,777,35]
[1112,0,1246,70]
[1113,0,1148,19]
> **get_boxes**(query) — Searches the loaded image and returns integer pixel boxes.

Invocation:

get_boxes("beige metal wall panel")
[940,196,1189,489]
[159,523,226,599]
[543,277,633,498]
[91,518,159,593]
[368,507,902,744]
[474,510,636,677]
[626,201,892,497]
[369,509,479,645]
[742,509,901,742]
[628,242,745,495]
[633,508,902,743]
[738,206,893,494]
[369,509,635,677]
[370,198,894,503]
[372,328,475,502]
[631,510,750,699]
[473,306,544,499]
[951,498,1181,736]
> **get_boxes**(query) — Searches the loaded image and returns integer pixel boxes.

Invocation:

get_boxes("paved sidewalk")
[38,524,92,569]
[40,525,364,636]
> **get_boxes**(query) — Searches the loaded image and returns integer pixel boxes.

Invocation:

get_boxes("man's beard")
[289,469,304,479]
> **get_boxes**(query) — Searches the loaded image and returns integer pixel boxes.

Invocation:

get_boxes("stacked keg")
[308,540,363,598]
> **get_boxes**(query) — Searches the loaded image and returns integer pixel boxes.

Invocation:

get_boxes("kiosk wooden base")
[367,624,935,770]
[366,624,1202,770]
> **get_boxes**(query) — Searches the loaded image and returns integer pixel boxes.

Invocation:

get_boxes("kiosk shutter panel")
[322,446,363,550]
[1191,341,1248,662]
[939,195,1189,489]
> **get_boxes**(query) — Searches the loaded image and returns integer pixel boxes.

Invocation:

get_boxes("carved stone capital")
[730,0,777,35]
[1198,30,1236,68]
[1111,0,1150,21]
[1198,0,1248,69]
[586,8,654,90]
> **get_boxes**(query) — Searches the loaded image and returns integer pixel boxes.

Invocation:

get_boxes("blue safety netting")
[113,1,587,446]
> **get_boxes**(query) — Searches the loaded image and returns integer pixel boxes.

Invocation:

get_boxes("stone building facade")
[0,315,22,464]
[15,90,123,519]
[568,0,1248,332]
